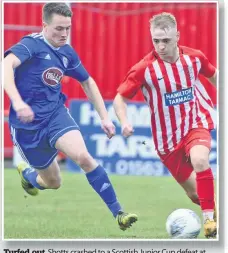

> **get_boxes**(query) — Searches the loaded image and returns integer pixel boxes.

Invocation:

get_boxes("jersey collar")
[41,32,60,51]
[153,46,183,64]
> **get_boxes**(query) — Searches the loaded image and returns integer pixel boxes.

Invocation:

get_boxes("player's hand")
[122,123,134,138]
[12,100,35,123]
[101,119,116,139]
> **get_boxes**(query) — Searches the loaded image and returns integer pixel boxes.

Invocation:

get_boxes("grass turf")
[4,169,207,239]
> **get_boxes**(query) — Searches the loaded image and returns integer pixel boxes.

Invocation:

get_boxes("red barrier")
[3,2,217,158]
[70,3,217,101]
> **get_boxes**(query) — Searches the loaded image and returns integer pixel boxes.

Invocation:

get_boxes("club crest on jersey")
[183,65,195,81]
[164,87,193,106]
[42,67,63,86]
[187,66,195,80]
[62,56,69,68]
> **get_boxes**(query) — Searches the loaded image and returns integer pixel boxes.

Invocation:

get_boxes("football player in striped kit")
[114,12,217,238]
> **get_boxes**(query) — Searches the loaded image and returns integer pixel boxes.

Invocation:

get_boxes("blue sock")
[22,167,45,190]
[86,165,122,217]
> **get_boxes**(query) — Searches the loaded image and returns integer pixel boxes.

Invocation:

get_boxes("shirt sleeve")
[65,49,90,82]
[198,50,216,78]
[4,36,38,63]
[117,60,146,99]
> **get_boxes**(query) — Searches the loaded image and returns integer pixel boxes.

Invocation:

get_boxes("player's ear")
[149,28,154,41]
[43,22,47,29]
[176,31,180,42]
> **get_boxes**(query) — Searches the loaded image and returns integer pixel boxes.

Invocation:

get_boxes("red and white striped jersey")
[118,46,216,155]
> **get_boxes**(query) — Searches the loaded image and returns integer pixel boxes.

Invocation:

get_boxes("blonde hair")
[149,12,177,30]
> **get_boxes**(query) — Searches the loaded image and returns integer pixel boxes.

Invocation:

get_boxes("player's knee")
[186,192,199,205]
[75,151,93,169]
[191,156,209,172]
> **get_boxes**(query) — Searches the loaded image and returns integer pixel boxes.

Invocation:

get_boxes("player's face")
[151,27,179,61]
[43,14,72,47]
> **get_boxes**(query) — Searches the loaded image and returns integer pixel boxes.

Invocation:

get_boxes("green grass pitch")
[4,168,207,239]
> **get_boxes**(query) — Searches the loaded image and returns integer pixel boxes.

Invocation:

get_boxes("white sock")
[203,211,214,222]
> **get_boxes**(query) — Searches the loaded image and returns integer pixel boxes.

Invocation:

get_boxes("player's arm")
[65,48,110,119]
[199,50,217,87]
[207,69,217,87]
[113,93,129,126]
[4,53,22,103]
[4,36,38,122]
[113,62,145,137]
[81,77,115,139]
[3,53,34,122]
[81,77,110,121]
[113,93,134,137]
[65,50,115,138]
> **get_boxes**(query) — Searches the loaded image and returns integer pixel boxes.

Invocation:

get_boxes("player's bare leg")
[36,159,61,189]
[55,130,138,230]
[180,171,217,222]
[190,145,216,238]
[180,171,199,205]
[17,159,61,195]
[55,130,97,172]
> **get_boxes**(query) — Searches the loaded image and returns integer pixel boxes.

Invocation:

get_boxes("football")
[166,209,201,239]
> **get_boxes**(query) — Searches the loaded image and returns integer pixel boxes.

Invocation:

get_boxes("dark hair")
[42,3,73,23]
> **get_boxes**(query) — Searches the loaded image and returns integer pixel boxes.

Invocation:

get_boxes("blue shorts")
[10,106,79,169]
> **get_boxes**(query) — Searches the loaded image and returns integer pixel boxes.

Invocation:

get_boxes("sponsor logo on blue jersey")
[42,67,63,86]
[164,87,193,106]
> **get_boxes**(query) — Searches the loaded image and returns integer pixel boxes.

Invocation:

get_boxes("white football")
[166,209,201,239]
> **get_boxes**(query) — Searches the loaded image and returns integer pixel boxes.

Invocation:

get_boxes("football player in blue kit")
[3,2,137,231]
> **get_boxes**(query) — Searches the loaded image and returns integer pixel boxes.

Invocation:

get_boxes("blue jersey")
[5,33,89,130]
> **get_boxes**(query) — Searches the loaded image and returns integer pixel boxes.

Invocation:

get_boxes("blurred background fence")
[4,2,217,175]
